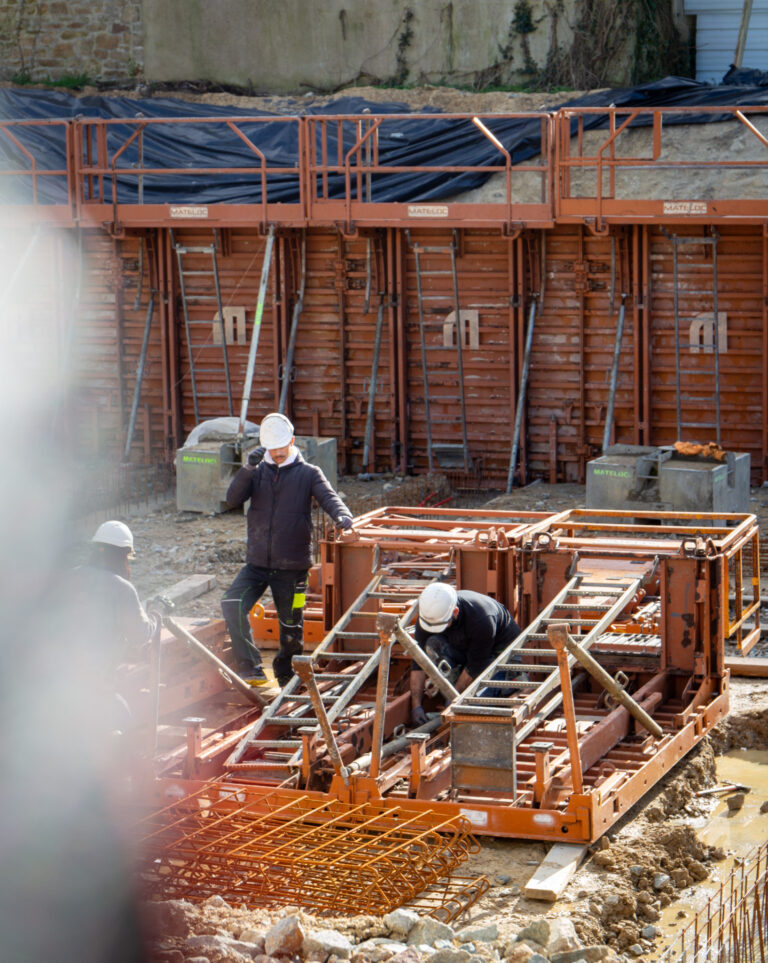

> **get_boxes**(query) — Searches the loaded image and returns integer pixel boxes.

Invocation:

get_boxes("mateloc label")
[663,201,707,215]
[170,205,209,218]
[408,204,449,217]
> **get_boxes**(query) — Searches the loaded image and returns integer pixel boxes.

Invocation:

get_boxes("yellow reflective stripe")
[292,592,306,609]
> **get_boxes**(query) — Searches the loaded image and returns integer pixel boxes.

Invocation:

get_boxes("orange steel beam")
[550,625,584,795]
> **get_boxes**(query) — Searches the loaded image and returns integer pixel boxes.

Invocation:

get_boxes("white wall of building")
[684,1,768,83]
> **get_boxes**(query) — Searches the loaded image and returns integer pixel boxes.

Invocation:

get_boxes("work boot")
[276,674,293,689]
[239,664,270,687]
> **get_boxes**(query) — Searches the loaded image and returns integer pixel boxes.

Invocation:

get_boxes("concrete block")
[159,574,216,605]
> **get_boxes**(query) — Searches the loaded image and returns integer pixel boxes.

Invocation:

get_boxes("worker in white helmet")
[221,412,353,688]
[82,520,156,651]
[410,583,521,726]
[63,520,159,734]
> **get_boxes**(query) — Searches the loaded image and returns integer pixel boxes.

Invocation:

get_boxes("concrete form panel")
[525,226,638,483]
[286,230,396,476]
[402,228,518,485]
[645,225,765,475]
[168,228,278,439]
[33,221,768,489]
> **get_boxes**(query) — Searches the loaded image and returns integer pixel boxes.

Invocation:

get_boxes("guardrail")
[3,107,768,230]
[304,111,553,229]
[74,114,305,231]
[555,104,768,229]
[0,118,73,223]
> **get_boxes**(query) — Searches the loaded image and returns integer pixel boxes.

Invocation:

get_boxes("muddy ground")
[103,473,768,959]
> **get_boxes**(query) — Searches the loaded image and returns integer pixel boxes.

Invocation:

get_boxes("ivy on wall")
[377,0,691,94]
[535,0,691,90]
[394,7,415,86]
[633,0,693,84]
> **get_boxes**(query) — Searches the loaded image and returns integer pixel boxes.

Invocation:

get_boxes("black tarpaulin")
[2,76,768,206]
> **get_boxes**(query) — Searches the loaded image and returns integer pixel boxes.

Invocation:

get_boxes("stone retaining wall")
[0,0,143,84]
[0,1,689,95]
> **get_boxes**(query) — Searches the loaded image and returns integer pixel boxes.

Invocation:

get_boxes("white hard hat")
[92,520,134,552]
[259,412,294,449]
[418,583,458,634]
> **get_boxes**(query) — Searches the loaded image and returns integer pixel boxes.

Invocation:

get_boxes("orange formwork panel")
[203,508,759,846]
[7,107,768,479]
[135,507,759,914]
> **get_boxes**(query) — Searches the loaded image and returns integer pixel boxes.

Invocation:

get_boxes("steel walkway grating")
[135,785,488,921]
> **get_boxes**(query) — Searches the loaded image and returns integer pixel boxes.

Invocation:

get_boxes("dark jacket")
[414,589,521,679]
[61,564,154,678]
[226,452,351,570]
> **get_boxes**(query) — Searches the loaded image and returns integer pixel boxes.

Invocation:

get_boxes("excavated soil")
[22,80,592,116]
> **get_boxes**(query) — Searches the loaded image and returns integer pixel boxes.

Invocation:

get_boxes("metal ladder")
[449,571,645,749]
[671,231,722,444]
[172,230,233,423]
[407,231,471,473]
[225,561,454,784]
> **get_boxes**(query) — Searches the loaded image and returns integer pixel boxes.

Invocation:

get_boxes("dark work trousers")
[221,564,308,684]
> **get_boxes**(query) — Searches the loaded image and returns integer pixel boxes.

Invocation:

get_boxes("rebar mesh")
[662,840,768,963]
[72,459,175,522]
[136,785,487,921]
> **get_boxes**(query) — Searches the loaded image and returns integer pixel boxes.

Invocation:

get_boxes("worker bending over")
[222,412,353,688]
[410,583,521,726]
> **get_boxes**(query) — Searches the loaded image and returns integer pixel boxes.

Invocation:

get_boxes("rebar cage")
[136,784,488,920]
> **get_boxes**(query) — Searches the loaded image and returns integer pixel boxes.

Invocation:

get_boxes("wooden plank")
[156,574,216,606]
[523,843,588,902]
[725,656,768,678]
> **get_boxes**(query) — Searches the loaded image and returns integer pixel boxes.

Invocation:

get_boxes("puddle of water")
[652,749,768,950]
[698,749,768,851]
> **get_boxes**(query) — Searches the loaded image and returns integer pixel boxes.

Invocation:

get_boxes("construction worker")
[22,521,154,962]
[221,412,353,688]
[410,583,521,726]
[65,519,160,732]
[79,520,156,649]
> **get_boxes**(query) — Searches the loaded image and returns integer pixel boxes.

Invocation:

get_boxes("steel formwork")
[4,106,768,483]
[129,506,761,916]
[145,507,760,848]
[7,221,768,484]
